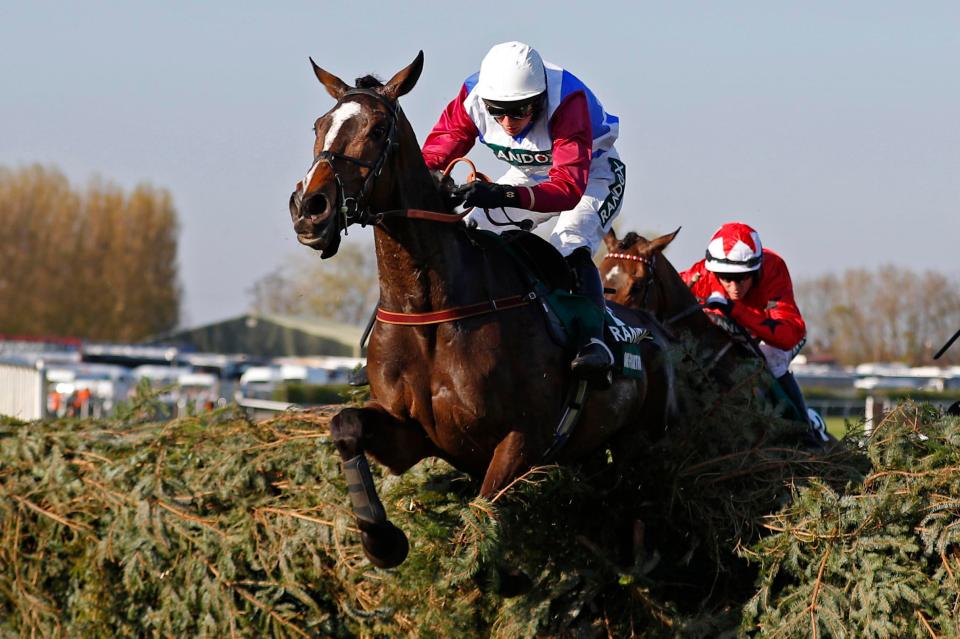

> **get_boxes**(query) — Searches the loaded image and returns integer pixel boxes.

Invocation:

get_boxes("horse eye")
[371,125,386,138]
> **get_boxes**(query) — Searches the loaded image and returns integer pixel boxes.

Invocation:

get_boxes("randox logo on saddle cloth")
[483,142,553,167]
[540,289,652,381]
[604,309,652,380]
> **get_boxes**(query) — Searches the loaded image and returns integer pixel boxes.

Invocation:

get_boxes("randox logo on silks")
[484,142,553,167]
[597,158,626,227]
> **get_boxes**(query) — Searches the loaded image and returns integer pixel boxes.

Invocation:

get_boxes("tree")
[796,266,960,365]
[0,165,181,341]
[248,243,378,326]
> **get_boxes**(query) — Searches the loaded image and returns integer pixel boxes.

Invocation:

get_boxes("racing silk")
[680,249,806,351]
[422,62,620,213]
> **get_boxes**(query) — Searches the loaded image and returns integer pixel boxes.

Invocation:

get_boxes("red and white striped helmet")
[704,222,763,274]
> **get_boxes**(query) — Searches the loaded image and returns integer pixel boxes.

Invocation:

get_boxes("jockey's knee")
[759,342,792,377]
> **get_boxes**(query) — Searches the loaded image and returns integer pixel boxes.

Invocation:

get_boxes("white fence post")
[864,395,880,437]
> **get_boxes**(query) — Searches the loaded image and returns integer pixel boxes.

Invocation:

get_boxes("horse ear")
[310,58,349,99]
[649,227,681,254]
[603,228,619,251]
[382,50,424,100]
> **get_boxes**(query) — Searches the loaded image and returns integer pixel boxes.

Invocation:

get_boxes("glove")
[705,291,734,315]
[455,181,520,210]
[431,170,464,210]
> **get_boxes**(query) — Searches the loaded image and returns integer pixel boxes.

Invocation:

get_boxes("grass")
[824,415,860,438]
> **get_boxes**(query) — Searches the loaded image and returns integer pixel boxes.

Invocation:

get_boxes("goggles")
[715,271,754,283]
[484,99,538,120]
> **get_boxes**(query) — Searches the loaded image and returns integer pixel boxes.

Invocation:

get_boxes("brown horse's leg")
[478,430,539,596]
[330,404,438,569]
[478,430,537,498]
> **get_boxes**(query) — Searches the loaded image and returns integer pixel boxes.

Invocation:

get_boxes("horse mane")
[355,75,384,89]
[618,232,645,251]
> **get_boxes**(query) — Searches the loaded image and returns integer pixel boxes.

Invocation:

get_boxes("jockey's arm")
[422,85,479,171]
[728,267,806,351]
[513,91,592,213]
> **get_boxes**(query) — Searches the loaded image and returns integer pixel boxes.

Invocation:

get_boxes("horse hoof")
[360,521,409,569]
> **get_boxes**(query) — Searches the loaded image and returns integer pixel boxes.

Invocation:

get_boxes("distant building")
[143,313,365,359]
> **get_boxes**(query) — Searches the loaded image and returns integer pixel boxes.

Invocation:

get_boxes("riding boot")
[777,371,829,445]
[565,247,614,388]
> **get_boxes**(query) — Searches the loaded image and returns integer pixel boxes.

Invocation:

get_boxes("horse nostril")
[289,190,303,218]
[302,193,330,220]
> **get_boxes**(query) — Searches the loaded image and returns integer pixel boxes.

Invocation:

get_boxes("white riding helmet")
[704,222,763,274]
[476,41,547,102]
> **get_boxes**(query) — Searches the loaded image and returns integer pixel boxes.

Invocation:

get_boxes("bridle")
[309,88,400,232]
[604,251,657,309]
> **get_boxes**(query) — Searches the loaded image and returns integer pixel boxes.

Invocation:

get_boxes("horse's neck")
[656,258,702,322]
[372,128,468,313]
[657,258,744,351]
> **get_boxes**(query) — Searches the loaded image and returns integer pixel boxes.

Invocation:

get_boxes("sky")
[2,2,958,328]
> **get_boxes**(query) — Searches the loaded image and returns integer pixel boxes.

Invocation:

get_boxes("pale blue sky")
[2,2,958,327]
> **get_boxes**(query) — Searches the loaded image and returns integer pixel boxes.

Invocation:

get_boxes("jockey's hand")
[431,170,464,210]
[705,291,734,315]
[456,181,520,210]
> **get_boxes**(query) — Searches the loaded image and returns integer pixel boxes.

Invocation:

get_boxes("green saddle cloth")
[468,228,653,380]
[543,290,652,380]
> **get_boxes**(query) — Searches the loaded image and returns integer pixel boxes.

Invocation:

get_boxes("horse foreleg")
[477,430,539,596]
[330,404,437,569]
[478,430,537,499]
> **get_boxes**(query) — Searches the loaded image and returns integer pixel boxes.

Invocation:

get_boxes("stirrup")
[571,339,614,388]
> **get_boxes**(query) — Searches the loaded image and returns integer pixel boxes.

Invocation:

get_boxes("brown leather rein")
[373,158,537,326]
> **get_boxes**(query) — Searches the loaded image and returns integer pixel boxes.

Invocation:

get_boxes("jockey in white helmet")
[422,41,625,386]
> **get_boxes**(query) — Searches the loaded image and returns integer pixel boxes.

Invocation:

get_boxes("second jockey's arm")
[422,85,479,171]
[728,280,806,351]
[514,91,592,212]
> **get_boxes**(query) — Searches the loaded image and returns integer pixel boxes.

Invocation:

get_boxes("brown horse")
[288,52,670,569]
[601,228,799,413]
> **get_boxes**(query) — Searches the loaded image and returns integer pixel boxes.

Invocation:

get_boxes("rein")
[310,93,534,327]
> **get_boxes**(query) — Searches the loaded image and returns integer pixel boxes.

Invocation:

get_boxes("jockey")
[421,41,625,385]
[680,222,829,444]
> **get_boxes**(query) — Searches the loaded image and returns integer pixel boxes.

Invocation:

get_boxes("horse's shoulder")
[470,229,572,291]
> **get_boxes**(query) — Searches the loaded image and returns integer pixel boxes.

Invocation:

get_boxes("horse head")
[602,227,680,314]
[289,52,425,259]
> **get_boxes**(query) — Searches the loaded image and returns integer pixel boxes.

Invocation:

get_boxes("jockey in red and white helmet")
[681,222,828,443]
[421,41,626,386]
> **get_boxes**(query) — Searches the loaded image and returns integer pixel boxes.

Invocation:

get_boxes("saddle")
[470,228,656,380]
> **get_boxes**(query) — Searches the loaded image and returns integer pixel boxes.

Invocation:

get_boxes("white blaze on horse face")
[323,101,362,152]
[605,265,624,283]
[301,101,363,194]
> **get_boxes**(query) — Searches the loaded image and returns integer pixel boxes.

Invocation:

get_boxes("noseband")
[310,88,400,232]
